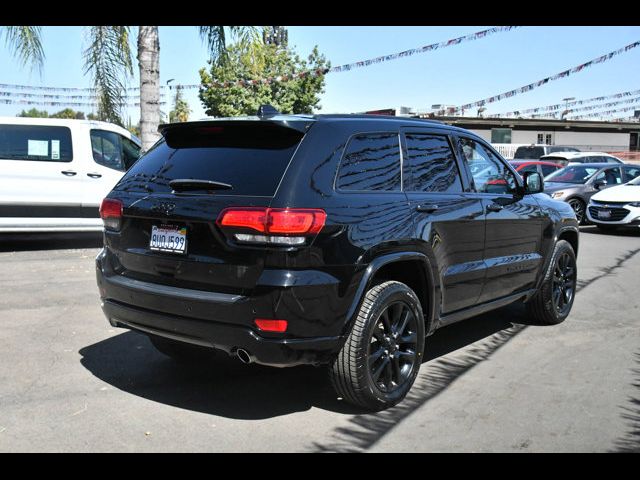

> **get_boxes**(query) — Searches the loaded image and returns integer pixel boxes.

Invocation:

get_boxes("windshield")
[545,165,600,184]
[514,146,545,160]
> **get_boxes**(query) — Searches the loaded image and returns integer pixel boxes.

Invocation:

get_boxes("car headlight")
[627,202,640,208]
[551,191,565,199]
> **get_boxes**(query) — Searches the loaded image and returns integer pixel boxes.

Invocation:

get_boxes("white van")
[0,117,141,232]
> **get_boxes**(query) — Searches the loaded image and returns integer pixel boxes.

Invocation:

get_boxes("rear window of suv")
[115,122,305,196]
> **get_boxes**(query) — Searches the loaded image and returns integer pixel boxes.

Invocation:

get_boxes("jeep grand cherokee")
[96,110,579,410]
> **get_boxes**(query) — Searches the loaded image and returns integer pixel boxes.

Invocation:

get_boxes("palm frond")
[82,26,133,125]
[199,26,259,64]
[2,26,45,73]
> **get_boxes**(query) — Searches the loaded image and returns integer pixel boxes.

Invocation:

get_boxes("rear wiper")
[169,179,233,192]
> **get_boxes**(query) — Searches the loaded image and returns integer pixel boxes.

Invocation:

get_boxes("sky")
[0,26,639,123]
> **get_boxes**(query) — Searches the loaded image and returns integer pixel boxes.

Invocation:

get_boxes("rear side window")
[116,123,304,196]
[540,164,558,177]
[403,133,462,193]
[336,133,401,192]
[624,166,640,180]
[0,124,73,162]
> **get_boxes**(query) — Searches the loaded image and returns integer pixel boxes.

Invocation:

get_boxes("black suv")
[96,111,579,410]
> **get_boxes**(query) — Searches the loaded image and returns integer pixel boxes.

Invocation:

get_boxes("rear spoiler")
[158,117,315,136]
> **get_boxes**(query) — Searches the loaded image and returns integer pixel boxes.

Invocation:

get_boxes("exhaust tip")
[236,348,253,364]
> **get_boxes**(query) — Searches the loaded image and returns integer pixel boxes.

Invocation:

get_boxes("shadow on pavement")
[0,232,103,252]
[612,351,640,453]
[79,303,536,422]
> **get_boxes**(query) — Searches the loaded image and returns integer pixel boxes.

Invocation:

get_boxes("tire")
[567,198,586,225]
[329,281,425,411]
[525,240,577,325]
[148,335,215,364]
[597,224,618,232]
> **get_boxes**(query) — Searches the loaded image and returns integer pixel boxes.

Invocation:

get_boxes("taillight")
[254,319,288,333]
[217,207,326,246]
[100,198,123,231]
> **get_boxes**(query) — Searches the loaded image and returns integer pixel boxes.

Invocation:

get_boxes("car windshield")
[545,165,600,184]
[514,146,545,159]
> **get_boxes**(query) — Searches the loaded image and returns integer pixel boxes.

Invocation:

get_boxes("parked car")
[509,160,564,178]
[586,172,640,230]
[0,117,141,232]
[96,109,579,410]
[513,144,580,160]
[543,163,640,224]
[540,151,624,166]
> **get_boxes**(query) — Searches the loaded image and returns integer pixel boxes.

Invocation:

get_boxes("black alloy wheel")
[551,251,576,317]
[368,301,419,393]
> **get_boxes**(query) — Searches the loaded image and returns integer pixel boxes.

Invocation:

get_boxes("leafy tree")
[17,108,49,118]
[1,26,44,72]
[199,43,329,117]
[169,87,191,123]
[50,108,86,119]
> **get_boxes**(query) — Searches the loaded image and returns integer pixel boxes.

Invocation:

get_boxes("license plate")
[150,225,187,254]
[598,209,611,219]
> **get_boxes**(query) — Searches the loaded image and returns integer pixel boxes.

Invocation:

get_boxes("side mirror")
[523,171,543,194]
[593,180,606,190]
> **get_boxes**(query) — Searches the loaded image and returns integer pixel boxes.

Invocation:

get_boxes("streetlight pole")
[561,97,575,120]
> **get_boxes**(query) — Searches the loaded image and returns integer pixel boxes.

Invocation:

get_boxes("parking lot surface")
[0,228,638,452]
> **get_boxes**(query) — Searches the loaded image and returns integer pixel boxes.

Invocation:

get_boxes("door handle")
[416,204,439,213]
[486,203,504,212]
[87,173,102,179]
[61,170,77,176]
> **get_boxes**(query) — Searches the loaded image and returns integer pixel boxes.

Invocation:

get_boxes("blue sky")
[1,26,639,122]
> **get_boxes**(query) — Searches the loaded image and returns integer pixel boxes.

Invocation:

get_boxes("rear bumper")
[95,249,346,367]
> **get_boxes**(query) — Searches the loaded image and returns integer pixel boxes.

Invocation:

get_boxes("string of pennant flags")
[0,98,166,107]
[530,95,640,118]
[568,104,640,120]
[0,26,519,96]
[489,89,640,118]
[454,40,640,112]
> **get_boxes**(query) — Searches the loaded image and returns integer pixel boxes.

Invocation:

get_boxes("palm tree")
[84,26,259,150]
[1,26,45,72]
[3,26,258,151]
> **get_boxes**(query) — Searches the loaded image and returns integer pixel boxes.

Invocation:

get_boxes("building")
[364,109,640,160]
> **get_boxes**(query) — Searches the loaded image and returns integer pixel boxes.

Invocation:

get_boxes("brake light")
[100,198,123,231]
[254,319,288,333]
[217,208,326,245]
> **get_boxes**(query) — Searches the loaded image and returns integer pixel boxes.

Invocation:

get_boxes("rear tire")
[328,281,425,411]
[148,335,215,363]
[525,240,577,325]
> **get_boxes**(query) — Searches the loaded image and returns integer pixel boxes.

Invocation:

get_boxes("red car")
[509,160,564,178]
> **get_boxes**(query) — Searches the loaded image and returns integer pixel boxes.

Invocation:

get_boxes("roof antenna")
[257,104,280,118]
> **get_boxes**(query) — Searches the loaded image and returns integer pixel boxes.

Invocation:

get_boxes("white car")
[540,151,624,165]
[586,174,640,230]
[0,117,141,232]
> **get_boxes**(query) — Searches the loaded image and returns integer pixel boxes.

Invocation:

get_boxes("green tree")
[1,26,44,72]
[199,42,329,117]
[17,108,49,118]
[169,87,191,123]
[50,108,86,119]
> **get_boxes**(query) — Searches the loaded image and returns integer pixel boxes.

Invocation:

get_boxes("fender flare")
[343,251,438,336]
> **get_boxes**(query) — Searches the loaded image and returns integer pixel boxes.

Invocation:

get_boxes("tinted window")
[514,146,545,160]
[404,133,462,193]
[0,124,73,162]
[458,137,517,194]
[540,164,559,177]
[116,123,304,196]
[624,166,640,181]
[594,167,622,185]
[603,156,621,164]
[337,133,401,191]
[91,130,124,171]
[549,146,579,153]
[546,165,600,184]
[518,164,539,175]
[122,136,141,169]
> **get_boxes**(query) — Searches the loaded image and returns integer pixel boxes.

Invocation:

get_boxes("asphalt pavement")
[0,227,638,452]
